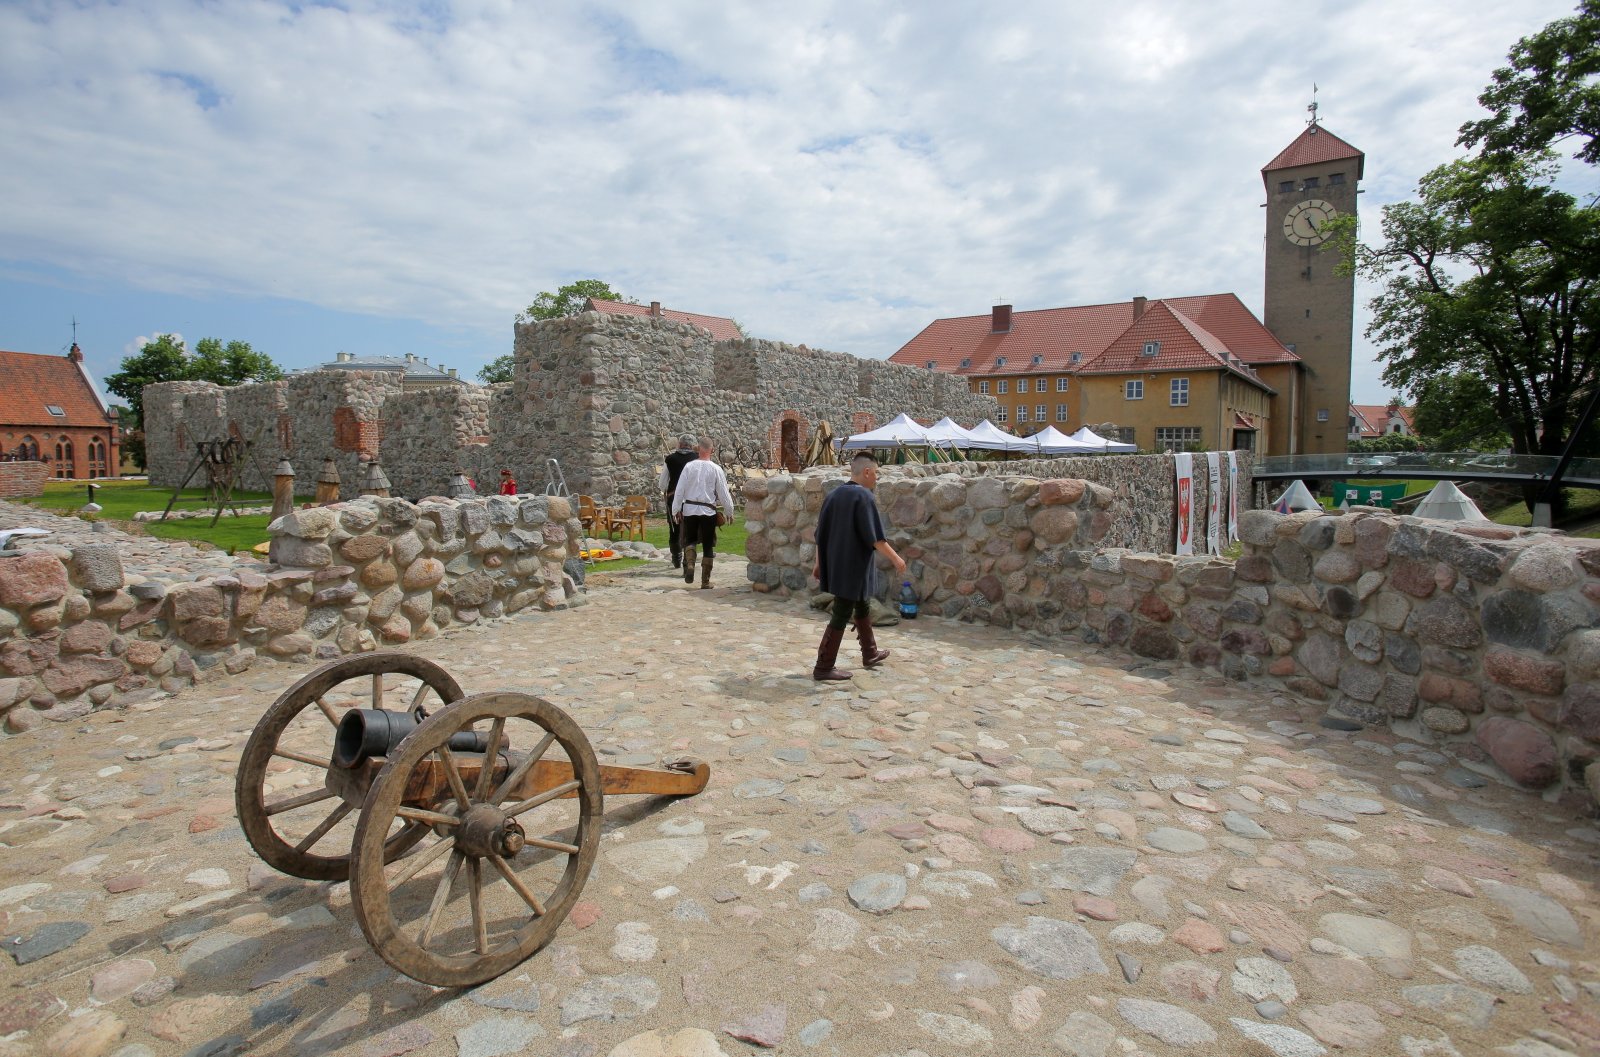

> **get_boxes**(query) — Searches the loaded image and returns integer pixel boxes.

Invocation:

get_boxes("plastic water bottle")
[897,581,919,620]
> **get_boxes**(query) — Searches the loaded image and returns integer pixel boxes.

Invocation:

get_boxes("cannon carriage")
[235,653,708,986]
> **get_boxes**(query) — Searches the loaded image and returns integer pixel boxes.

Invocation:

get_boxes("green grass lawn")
[18,479,277,554]
[598,514,748,556]
[1487,487,1600,537]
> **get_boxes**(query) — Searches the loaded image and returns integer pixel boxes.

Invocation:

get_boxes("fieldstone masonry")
[143,312,995,503]
[746,468,1600,806]
[0,494,583,732]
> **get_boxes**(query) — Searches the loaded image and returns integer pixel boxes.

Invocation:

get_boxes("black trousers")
[666,493,681,558]
[827,596,869,631]
[681,514,719,558]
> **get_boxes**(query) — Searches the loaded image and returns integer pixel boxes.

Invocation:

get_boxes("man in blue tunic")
[811,452,907,681]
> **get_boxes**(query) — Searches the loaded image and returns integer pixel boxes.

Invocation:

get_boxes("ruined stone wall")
[0,495,584,732]
[382,384,497,500]
[746,475,1600,804]
[0,462,48,499]
[504,311,997,502]
[142,381,227,486]
[222,380,290,492]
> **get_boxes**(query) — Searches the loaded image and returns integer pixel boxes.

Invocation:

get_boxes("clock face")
[1283,199,1337,246]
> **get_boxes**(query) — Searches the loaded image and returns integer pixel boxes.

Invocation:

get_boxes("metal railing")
[1255,451,1600,487]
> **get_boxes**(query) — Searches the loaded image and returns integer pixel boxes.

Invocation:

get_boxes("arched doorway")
[780,419,801,472]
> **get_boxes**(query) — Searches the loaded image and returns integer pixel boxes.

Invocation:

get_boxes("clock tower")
[1261,108,1364,455]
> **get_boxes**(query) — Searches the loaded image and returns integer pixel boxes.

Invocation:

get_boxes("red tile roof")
[1350,403,1415,438]
[0,349,114,430]
[889,294,1296,381]
[1074,301,1275,393]
[586,298,743,342]
[1262,124,1364,182]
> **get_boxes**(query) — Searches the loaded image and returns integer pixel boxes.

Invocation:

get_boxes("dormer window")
[1069,351,1082,364]
[996,356,1007,367]
[1141,341,1160,357]
[960,358,971,369]
[1031,354,1042,366]
[44,405,65,418]
[925,361,935,369]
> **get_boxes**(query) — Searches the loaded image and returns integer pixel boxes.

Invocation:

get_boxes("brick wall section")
[0,462,48,498]
[0,495,585,733]
[745,476,1600,806]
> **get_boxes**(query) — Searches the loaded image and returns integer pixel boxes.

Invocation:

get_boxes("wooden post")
[314,457,341,506]
[361,460,391,498]
[271,459,297,520]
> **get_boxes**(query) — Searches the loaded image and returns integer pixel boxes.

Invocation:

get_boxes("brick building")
[0,344,120,479]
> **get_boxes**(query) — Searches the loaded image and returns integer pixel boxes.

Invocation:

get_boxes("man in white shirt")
[670,440,736,589]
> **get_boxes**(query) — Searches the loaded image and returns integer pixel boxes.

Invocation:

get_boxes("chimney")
[447,368,458,379]
[1133,296,1148,320]
[337,351,353,363]
[67,342,83,363]
[991,304,1012,333]
[650,301,662,319]
[405,352,416,364]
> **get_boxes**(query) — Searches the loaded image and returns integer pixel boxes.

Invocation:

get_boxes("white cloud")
[0,0,1580,403]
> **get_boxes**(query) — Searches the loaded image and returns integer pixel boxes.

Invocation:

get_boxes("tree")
[1459,0,1600,163]
[478,355,514,385]
[104,333,284,428]
[519,279,629,323]
[1408,373,1510,452]
[1347,155,1600,473]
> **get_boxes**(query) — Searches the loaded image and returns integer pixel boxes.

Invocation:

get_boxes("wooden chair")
[615,495,648,541]
[576,495,599,535]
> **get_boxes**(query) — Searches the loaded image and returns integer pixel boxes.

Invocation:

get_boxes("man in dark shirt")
[658,434,698,569]
[810,452,906,681]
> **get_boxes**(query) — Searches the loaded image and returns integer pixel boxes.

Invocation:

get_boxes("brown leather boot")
[857,613,890,669]
[700,557,713,589]
[683,545,696,583]
[812,626,852,681]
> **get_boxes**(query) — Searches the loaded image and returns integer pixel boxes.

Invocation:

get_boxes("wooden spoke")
[474,718,505,801]
[468,857,489,955]
[436,745,473,811]
[520,833,581,856]
[372,673,384,711]
[503,780,581,819]
[386,833,456,888]
[418,852,463,948]
[408,681,434,714]
[293,802,353,852]
[265,787,337,816]
[489,852,546,916]
[396,806,462,828]
[491,731,556,806]
[315,695,340,727]
[273,748,329,768]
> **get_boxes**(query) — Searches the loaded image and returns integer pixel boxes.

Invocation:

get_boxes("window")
[1170,377,1189,406]
[996,356,1007,367]
[1070,351,1082,364]
[1125,380,1144,400]
[1155,426,1202,452]
[996,406,1008,422]
[1110,427,1136,445]
[1142,341,1160,357]
[998,380,1009,394]
[1016,405,1029,422]
[925,361,935,369]
[1056,404,1068,421]
[1035,404,1046,421]
[1302,176,1319,189]
[1031,354,1043,366]
[1278,180,1294,193]
[960,358,971,368]
[1317,408,1330,422]
[1329,172,1345,185]
[44,405,65,418]
[978,381,990,394]
[1056,377,1069,392]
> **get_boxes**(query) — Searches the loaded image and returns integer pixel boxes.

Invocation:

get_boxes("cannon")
[235,653,709,987]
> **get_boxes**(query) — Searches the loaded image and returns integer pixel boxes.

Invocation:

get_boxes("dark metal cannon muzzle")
[333,708,488,769]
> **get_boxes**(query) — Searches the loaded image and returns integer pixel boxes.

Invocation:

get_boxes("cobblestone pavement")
[3,555,1599,1057]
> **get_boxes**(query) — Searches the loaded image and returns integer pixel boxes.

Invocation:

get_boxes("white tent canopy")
[923,417,980,447]
[840,413,933,449]
[1014,425,1087,455]
[1411,480,1489,522]
[1272,479,1321,513]
[1069,426,1137,453]
[964,420,1024,451]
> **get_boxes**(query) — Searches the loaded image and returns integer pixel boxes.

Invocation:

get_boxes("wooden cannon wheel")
[235,653,465,881]
[349,691,604,988]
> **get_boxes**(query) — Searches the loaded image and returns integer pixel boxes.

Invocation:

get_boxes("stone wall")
[143,312,997,507]
[0,462,48,499]
[744,473,1600,804]
[0,495,583,733]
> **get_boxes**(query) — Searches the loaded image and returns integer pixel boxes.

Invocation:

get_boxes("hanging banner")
[1206,452,1223,555]
[1226,452,1240,542]
[1174,452,1194,556]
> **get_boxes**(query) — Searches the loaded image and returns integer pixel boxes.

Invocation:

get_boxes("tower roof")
[1262,124,1364,184]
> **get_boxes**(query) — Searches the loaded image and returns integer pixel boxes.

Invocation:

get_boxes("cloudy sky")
[0,0,1580,405]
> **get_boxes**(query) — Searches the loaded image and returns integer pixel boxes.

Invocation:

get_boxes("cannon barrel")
[333,708,489,769]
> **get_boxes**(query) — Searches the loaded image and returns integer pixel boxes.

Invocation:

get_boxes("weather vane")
[1306,84,1320,127]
